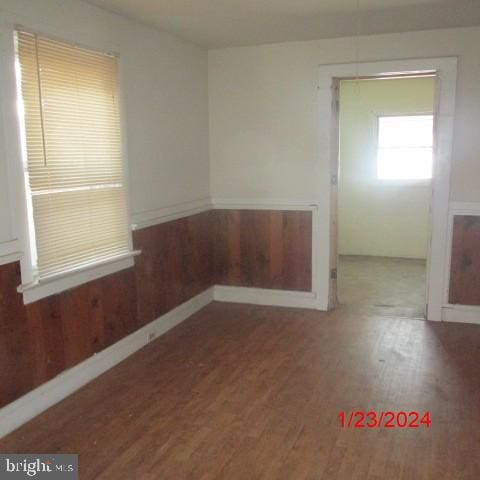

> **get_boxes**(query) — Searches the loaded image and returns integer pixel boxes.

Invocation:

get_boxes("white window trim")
[375,112,434,185]
[372,177,432,187]
[18,251,141,304]
[0,21,139,304]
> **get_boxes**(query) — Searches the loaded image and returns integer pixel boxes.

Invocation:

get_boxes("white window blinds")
[16,31,131,279]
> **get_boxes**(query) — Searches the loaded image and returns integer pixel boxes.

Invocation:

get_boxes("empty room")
[0,1,479,479]
[337,75,435,318]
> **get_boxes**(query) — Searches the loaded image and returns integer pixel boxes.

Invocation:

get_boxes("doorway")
[316,58,457,321]
[337,75,435,318]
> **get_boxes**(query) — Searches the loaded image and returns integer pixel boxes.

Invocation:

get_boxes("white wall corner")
[0,239,22,266]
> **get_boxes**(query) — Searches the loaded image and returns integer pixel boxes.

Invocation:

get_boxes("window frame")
[375,112,434,186]
[7,25,139,304]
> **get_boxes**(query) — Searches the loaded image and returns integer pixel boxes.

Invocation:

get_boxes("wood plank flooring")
[1,302,480,479]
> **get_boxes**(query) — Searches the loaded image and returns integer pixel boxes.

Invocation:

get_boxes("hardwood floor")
[1,302,479,479]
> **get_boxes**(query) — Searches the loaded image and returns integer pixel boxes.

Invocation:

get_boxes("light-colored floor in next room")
[338,255,426,318]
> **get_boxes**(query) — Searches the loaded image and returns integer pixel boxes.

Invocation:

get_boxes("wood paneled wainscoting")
[0,208,314,414]
[214,209,312,292]
[0,262,139,408]
[449,214,480,305]
[134,211,215,325]
[0,211,214,409]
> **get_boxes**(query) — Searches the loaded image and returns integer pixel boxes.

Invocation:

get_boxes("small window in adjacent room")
[377,114,434,180]
[15,30,133,291]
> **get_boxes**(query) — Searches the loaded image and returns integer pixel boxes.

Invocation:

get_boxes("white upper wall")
[0,0,209,247]
[208,26,480,204]
[338,77,435,259]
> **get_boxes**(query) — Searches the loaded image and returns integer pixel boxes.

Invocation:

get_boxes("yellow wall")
[338,76,435,259]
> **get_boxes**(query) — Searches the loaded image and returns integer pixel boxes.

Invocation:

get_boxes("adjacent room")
[337,76,435,318]
[0,1,480,479]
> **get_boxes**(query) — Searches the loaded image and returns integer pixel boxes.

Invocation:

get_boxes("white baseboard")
[0,287,214,439]
[213,285,325,310]
[441,304,480,325]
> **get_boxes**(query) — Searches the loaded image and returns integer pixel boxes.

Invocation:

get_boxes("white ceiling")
[85,0,480,48]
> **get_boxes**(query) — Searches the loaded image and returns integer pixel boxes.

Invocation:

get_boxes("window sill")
[18,251,141,305]
[374,178,432,187]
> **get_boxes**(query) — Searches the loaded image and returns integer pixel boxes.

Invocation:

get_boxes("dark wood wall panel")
[0,263,139,407]
[449,215,480,305]
[0,211,213,408]
[0,208,312,408]
[214,210,312,291]
[133,211,214,326]
[0,262,33,406]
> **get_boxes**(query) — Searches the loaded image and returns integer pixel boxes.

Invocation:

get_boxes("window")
[377,115,434,180]
[16,31,132,284]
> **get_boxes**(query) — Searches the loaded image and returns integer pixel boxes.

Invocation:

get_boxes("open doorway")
[318,58,457,321]
[336,75,436,318]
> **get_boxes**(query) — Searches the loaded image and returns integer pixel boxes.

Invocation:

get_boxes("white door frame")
[317,58,457,321]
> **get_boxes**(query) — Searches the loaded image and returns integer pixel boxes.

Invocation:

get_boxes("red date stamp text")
[338,411,431,429]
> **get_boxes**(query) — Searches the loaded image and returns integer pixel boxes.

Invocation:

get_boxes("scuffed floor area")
[338,255,426,318]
